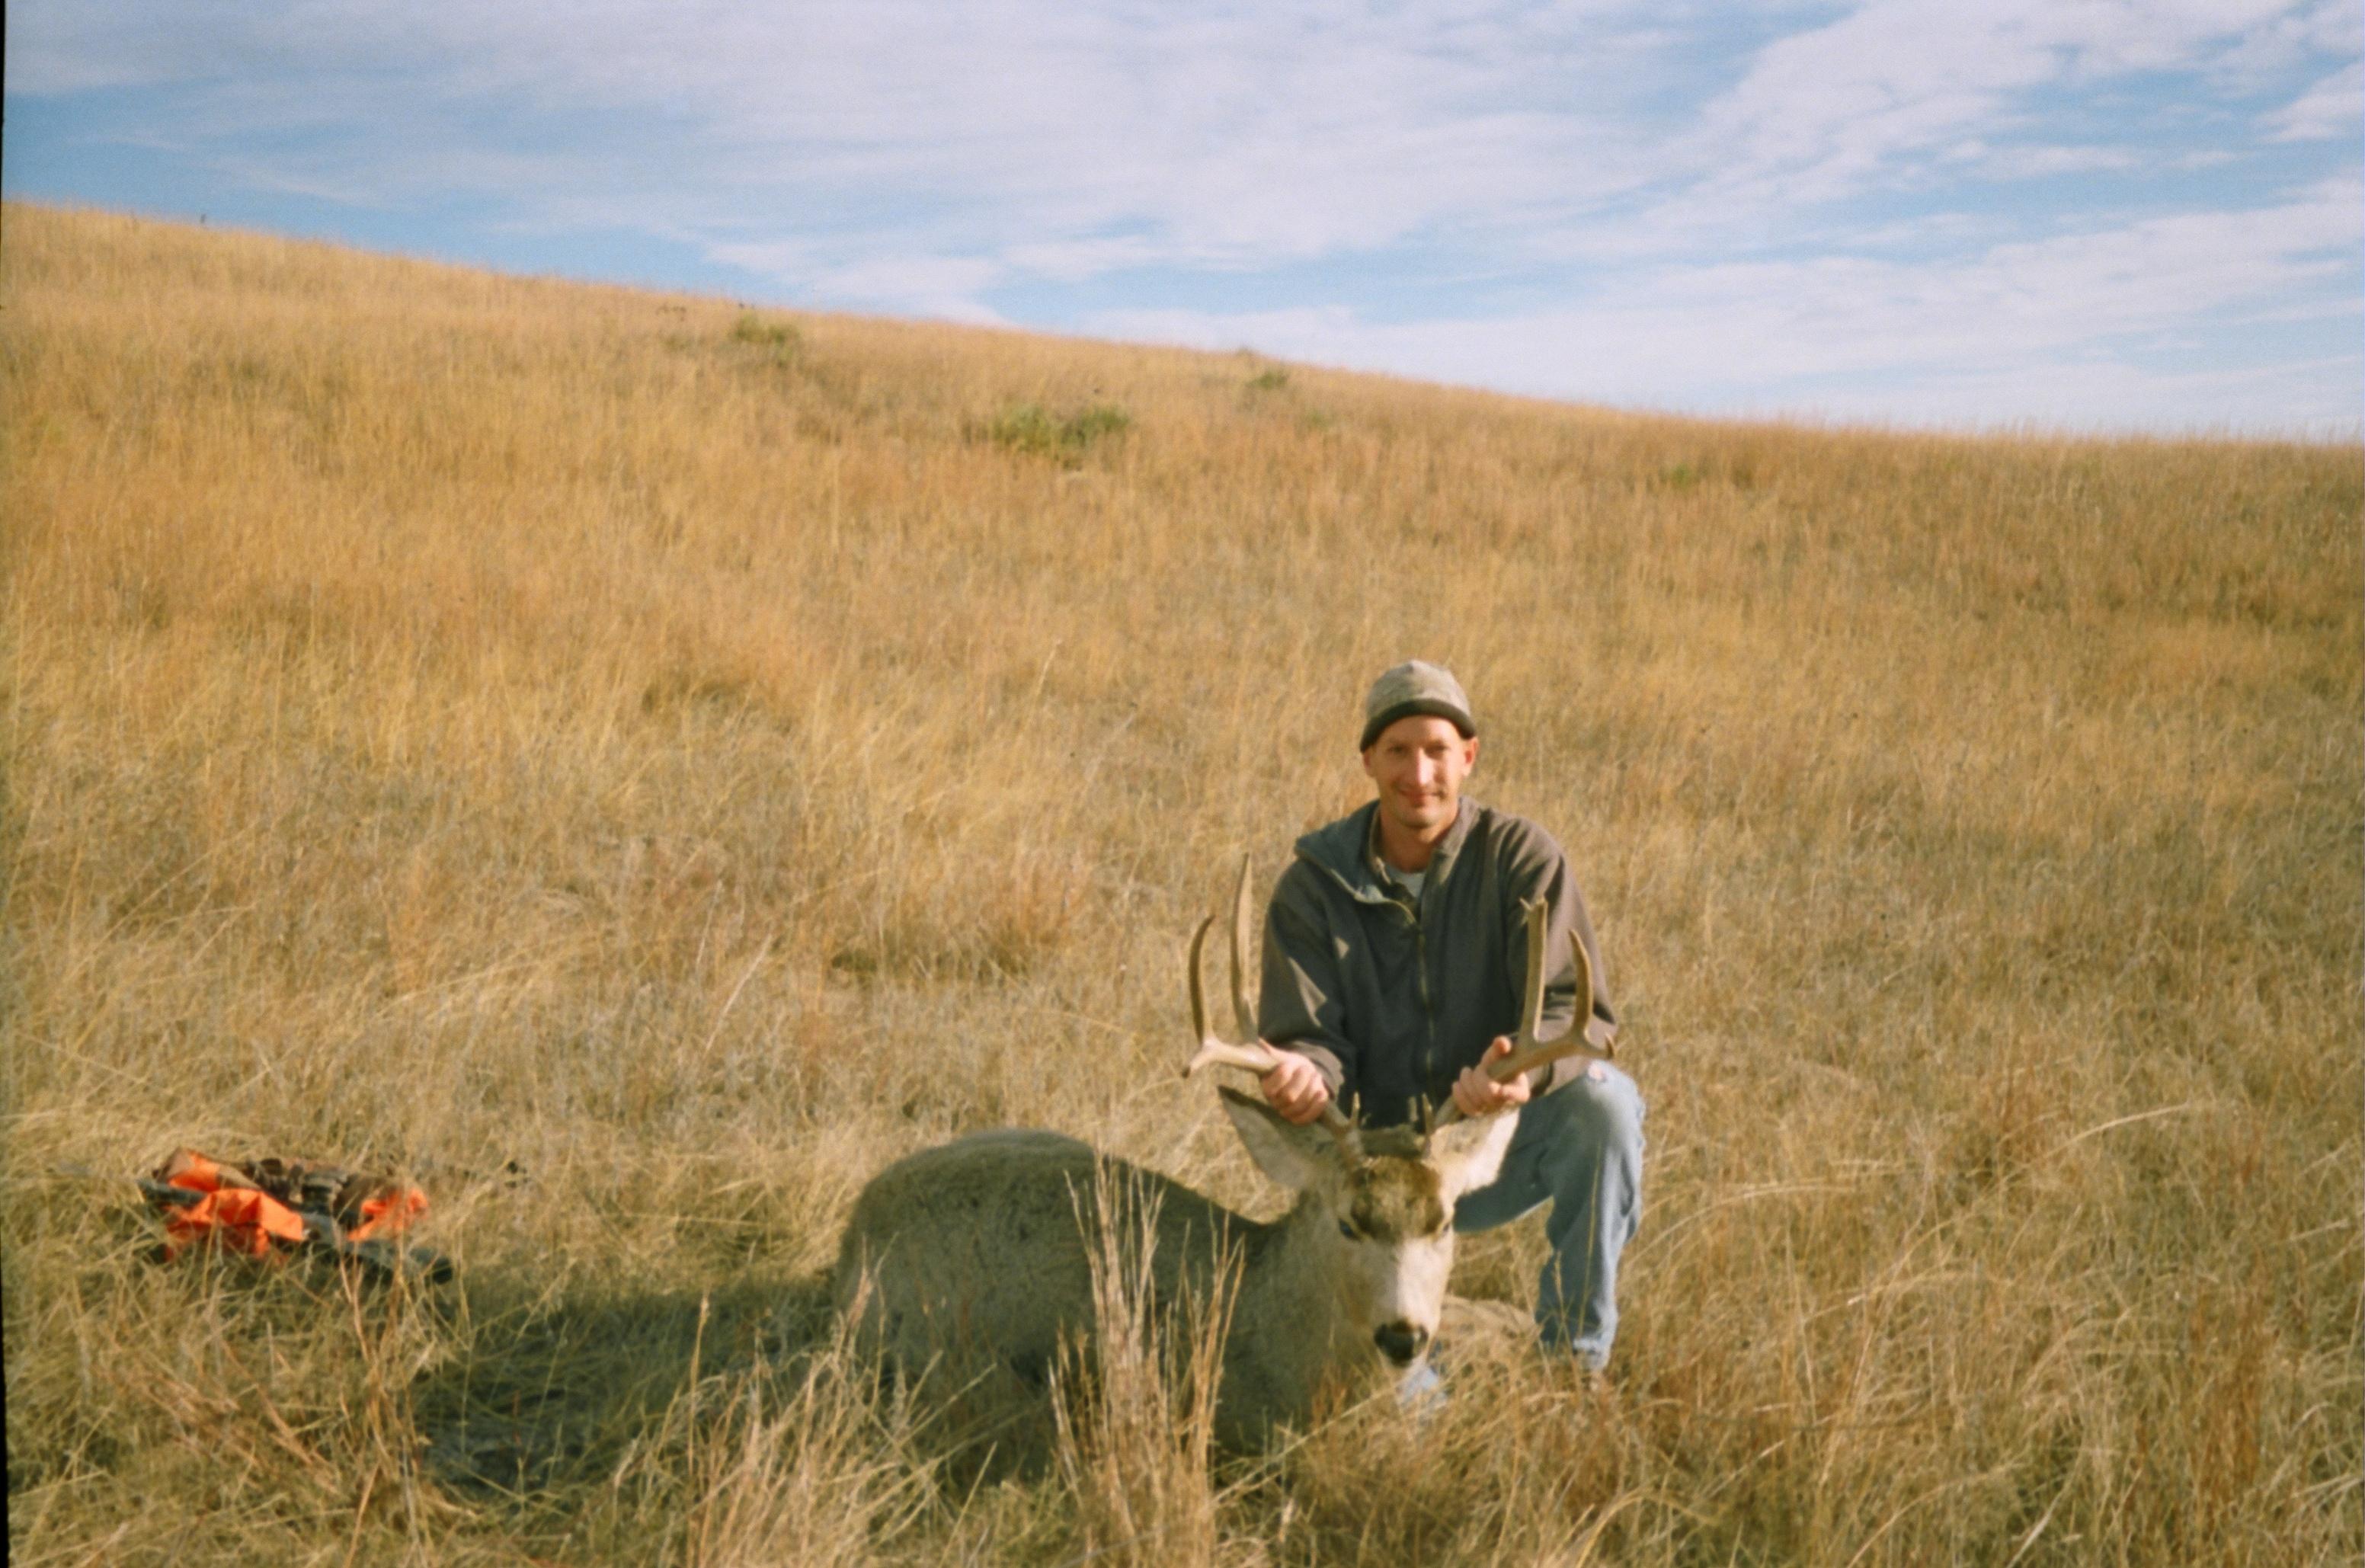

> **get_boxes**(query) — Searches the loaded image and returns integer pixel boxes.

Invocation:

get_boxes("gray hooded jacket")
[1257,798,1615,1128]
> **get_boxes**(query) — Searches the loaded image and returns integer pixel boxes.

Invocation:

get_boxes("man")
[1255,660,1646,1371]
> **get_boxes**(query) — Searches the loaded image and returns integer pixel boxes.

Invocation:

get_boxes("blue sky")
[7,1,2358,437]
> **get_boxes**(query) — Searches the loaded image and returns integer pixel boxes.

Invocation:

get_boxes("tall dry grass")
[3,200,2358,1564]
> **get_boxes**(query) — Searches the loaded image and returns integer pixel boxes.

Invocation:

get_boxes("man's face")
[1362,715,1478,839]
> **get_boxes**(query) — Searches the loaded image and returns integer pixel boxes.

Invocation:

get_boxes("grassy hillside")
[4,200,2358,1565]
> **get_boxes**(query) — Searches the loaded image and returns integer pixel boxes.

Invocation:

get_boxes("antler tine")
[1227,855,1259,1045]
[1516,887,1548,1045]
[1182,914,1276,1079]
[1309,1090,1359,1140]
[1438,897,1617,1126]
[1182,873,1353,1137]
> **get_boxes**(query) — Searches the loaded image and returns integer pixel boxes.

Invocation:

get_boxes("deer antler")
[1184,856,1355,1137]
[1437,896,1616,1126]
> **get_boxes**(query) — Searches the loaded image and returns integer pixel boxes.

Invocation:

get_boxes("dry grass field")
[3,200,2358,1565]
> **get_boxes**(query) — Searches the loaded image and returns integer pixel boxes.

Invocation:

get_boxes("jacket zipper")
[1316,821,1456,1113]
[1407,898,1436,1096]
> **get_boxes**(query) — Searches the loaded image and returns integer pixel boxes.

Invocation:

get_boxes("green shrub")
[986,402,1132,461]
[729,312,801,360]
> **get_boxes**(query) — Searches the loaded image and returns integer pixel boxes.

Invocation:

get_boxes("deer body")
[834,1109,1479,1446]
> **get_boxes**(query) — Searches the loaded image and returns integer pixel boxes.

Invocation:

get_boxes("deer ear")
[1218,1087,1336,1192]
[1430,1112,1519,1205]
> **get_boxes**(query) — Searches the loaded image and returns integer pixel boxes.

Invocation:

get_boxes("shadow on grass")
[412,1267,840,1503]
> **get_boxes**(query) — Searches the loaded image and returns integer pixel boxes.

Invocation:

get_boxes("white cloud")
[5,1,2357,429]
[2210,0,2363,88]
[1084,177,2363,434]
[6,1,1671,280]
[8,4,2340,265]
[1675,0,2295,208]
[2265,59,2364,139]
[812,254,1010,323]
[1967,144,2143,179]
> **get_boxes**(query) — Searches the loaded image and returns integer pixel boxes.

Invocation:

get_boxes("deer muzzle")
[1373,1320,1431,1366]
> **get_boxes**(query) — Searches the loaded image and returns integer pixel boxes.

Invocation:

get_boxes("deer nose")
[1374,1321,1430,1366]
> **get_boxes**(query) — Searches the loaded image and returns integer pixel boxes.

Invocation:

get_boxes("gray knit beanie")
[1359,661,1476,750]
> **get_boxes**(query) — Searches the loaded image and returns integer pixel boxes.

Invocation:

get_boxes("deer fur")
[831,1088,1516,1448]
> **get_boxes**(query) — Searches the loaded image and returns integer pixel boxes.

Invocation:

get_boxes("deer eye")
[1336,1220,1359,1241]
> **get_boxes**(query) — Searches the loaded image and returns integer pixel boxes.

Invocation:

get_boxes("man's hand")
[1260,1049,1333,1127]
[1451,1036,1533,1119]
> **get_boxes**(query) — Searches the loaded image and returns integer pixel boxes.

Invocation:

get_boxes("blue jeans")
[1451,1063,1646,1370]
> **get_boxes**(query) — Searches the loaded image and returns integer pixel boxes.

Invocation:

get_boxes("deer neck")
[1227,1195,1382,1422]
